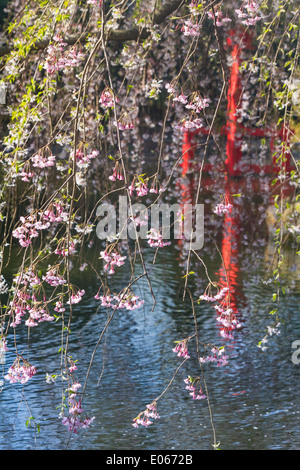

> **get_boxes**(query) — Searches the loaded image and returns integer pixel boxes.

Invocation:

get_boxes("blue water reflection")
[0,190,300,450]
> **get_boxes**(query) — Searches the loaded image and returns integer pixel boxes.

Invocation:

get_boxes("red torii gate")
[181,28,293,178]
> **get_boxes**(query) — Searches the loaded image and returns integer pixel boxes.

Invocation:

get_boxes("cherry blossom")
[62,395,95,433]
[96,290,144,311]
[172,340,190,359]
[184,377,206,400]
[99,88,118,108]
[181,20,201,37]
[147,228,171,248]
[31,153,56,168]
[109,163,124,181]
[100,249,126,274]
[214,202,233,215]
[5,358,36,384]
[67,289,85,305]
[132,401,160,428]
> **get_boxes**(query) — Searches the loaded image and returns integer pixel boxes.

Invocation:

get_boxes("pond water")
[0,173,300,450]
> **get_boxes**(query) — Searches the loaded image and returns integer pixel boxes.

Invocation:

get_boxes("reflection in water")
[0,149,300,450]
[1,231,299,450]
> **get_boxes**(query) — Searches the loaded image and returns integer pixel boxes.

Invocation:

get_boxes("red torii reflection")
[178,27,294,329]
[216,178,245,329]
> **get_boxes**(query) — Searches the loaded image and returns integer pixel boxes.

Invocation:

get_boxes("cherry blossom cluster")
[176,118,203,131]
[128,179,149,197]
[109,163,124,181]
[145,79,163,100]
[257,322,281,351]
[44,35,84,75]
[214,304,242,340]
[9,286,54,328]
[5,358,36,384]
[129,213,148,230]
[42,202,69,223]
[132,402,160,428]
[12,202,68,247]
[62,382,95,433]
[31,153,56,169]
[184,376,206,400]
[87,0,102,5]
[199,284,241,340]
[149,178,159,194]
[8,289,30,327]
[199,286,229,302]
[68,361,77,373]
[99,88,118,108]
[115,116,134,130]
[172,339,190,359]
[100,249,126,274]
[181,19,202,37]
[129,178,161,197]
[235,2,261,26]
[199,347,229,367]
[214,202,233,215]
[12,215,48,247]
[146,228,171,248]
[17,159,35,182]
[13,268,47,292]
[74,148,99,170]
[13,274,54,322]
[67,289,85,305]
[68,381,82,394]
[54,238,78,257]
[54,300,66,313]
[25,304,55,327]
[95,290,144,311]
[267,323,281,336]
[173,93,188,104]
[186,95,211,113]
[0,337,8,351]
[42,267,66,287]
[207,10,232,27]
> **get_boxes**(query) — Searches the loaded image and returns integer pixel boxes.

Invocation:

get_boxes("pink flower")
[147,228,171,248]
[62,396,95,433]
[136,182,148,196]
[177,118,203,131]
[54,301,65,313]
[172,340,190,359]
[96,291,144,311]
[132,402,160,428]
[99,88,118,108]
[69,382,81,393]
[165,83,176,94]
[5,360,36,384]
[67,289,85,305]
[109,164,124,182]
[100,250,126,274]
[181,20,201,36]
[31,154,56,168]
[173,94,188,104]
[214,202,233,215]
[116,118,134,130]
